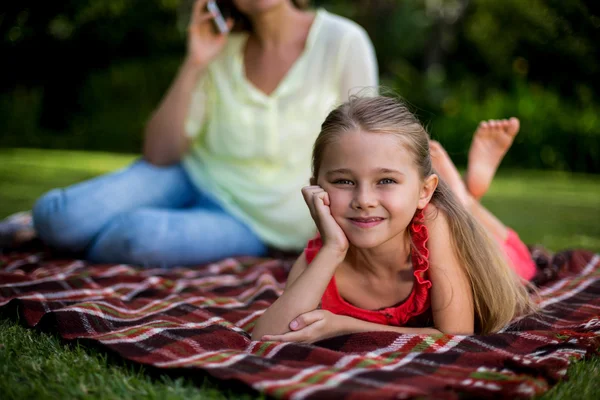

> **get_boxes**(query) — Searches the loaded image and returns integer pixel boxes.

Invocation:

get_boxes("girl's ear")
[418,174,438,209]
[309,176,317,186]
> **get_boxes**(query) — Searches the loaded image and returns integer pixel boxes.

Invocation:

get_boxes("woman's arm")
[425,207,475,335]
[143,59,205,165]
[143,0,231,165]
[251,247,344,341]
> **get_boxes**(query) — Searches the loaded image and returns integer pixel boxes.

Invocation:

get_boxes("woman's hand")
[302,186,349,257]
[261,310,343,343]
[186,0,234,68]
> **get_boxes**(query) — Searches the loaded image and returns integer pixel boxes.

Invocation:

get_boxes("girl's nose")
[351,186,378,209]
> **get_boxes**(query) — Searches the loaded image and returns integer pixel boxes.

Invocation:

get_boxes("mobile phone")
[206,0,229,34]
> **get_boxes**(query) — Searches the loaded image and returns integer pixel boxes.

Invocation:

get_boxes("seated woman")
[29,0,378,267]
[252,96,535,342]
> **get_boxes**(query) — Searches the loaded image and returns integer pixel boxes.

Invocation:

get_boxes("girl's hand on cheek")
[302,186,348,256]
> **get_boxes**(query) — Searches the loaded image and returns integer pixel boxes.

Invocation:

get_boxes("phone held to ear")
[206,0,229,34]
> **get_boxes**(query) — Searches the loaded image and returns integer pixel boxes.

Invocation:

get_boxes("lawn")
[0,148,599,399]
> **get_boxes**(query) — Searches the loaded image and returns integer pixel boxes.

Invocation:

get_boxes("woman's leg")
[33,160,197,252]
[87,192,268,267]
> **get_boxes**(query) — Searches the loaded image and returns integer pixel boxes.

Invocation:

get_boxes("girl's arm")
[264,208,474,344]
[263,207,474,343]
[336,314,442,336]
[251,247,344,341]
[251,186,349,341]
[425,206,475,335]
[263,311,442,343]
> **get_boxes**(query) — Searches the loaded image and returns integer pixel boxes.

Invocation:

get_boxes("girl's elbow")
[251,318,270,341]
[251,325,264,342]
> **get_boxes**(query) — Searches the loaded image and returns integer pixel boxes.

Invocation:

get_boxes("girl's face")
[316,130,436,250]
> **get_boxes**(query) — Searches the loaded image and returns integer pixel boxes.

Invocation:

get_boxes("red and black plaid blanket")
[1,246,599,399]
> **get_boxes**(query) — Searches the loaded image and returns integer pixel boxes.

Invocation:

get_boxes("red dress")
[304,209,432,326]
[303,209,536,326]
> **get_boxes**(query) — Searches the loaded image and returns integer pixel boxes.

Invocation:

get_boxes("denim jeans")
[32,159,267,267]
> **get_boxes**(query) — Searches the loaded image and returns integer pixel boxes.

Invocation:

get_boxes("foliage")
[0,0,599,171]
[424,79,600,171]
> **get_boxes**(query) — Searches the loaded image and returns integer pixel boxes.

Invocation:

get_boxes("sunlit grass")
[0,309,261,400]
[2,148,598,252]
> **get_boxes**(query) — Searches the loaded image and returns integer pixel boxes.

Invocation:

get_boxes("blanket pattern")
[1,247,599,399]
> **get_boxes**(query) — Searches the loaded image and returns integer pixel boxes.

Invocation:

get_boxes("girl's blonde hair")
[312,95,535,334]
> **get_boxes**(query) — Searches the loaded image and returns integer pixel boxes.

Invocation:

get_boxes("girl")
[252,96,536,342]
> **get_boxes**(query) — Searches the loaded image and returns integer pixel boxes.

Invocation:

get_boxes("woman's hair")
[312,95,536,334]
[225,0,310,32]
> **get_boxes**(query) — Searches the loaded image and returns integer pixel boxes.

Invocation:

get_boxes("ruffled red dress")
[303,209,432,326]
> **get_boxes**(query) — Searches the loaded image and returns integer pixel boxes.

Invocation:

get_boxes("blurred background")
[1,0,599,250]
[2,0,599,171]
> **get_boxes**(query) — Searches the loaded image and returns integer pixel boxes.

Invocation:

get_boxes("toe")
[505,117,520,136]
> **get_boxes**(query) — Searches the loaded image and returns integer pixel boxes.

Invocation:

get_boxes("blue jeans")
[32,160,267,267]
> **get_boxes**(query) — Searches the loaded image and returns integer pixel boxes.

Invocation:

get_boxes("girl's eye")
[333,179,354,185]
[379,178,396,184]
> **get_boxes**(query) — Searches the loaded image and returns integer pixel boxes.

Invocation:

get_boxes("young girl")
[252,96,536,342]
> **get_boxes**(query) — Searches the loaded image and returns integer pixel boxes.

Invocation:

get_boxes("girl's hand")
[302,186,349,256]
[261,310,342,343]
[186,0,234,68]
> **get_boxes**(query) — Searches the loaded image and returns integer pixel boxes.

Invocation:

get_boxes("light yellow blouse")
[182,9,378,250]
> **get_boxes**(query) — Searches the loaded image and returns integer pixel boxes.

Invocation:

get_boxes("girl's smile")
[349,216,385,229]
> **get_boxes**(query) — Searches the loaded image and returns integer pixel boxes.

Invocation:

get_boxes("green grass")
[0,309,261,400]
[0,148,599,399]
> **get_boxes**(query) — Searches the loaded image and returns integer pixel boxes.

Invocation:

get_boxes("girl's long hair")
[312,95,535,334]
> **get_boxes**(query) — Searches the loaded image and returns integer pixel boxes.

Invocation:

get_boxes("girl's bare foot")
[466,118,520,200]
[430,140,470,207]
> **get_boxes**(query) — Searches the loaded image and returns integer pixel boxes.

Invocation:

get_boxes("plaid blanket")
[1,246,599,399]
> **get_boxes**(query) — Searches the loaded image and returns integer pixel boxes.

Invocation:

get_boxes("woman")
[31,0,378,267]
